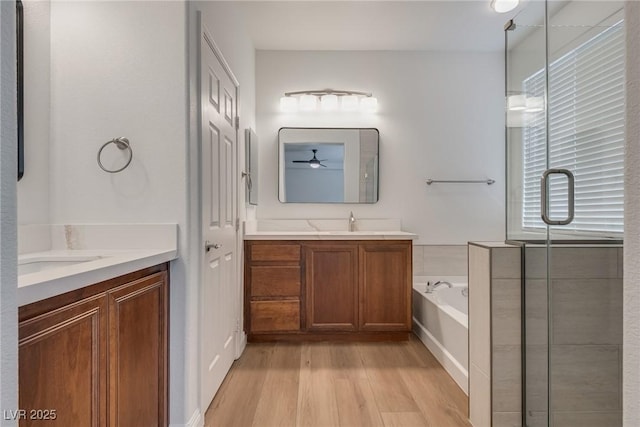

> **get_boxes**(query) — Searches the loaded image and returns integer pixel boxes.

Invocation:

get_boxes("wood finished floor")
[204,335,470,427]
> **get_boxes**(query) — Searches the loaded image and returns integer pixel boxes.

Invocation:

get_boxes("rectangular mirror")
[279,128,379,203]
[245,128,259,205]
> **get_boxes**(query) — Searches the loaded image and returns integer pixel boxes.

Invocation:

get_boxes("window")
[522,21,625,236]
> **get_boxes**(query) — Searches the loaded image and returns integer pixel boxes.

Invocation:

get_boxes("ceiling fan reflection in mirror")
[292,149,327,168]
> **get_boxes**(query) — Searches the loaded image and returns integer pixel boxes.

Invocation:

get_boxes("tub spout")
[434,280,453,289]
[425,280,453,293]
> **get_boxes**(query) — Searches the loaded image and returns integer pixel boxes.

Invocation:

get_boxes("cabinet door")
[107,272,168,427]
[359,242,412,331]
[19,295,108,427]
[305,243,358,331]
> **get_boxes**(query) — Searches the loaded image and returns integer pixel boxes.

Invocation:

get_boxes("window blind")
[522,21,625,236]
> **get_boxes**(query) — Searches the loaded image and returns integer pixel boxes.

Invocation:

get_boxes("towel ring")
[97,137,133,173]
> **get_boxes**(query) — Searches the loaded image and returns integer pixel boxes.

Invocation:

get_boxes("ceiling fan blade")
[320,163,327,167]
[318,159,328,162]
[292,160,310,163]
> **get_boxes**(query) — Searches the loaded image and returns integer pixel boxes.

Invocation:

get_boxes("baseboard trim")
[236,331,247,359]
[170,409,202,427]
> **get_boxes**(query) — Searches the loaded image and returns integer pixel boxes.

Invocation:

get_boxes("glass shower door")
[506,2,624,426]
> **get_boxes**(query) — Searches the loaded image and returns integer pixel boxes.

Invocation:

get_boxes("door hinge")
[236,218,240,232]
[235,116,240,130]
[236,319,241,332]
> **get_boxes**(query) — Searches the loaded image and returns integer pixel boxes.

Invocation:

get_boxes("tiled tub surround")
[468,242,623,427]
[17,224,178,306]
[469,242,522,427]
[413,245,468,277]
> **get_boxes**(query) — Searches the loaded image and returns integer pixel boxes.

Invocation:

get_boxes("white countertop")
[244,230,418,240]
[243,219,418,240]
[18,249,177,306]
[17,223,178,307]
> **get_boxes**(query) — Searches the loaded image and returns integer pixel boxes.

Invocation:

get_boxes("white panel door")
[200,25,238,412]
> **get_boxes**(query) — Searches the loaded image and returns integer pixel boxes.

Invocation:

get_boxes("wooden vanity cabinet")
[245,242,302,334]
[305,243,359,331]
[18,265,168,427]
[245,240,412,341]
[359,243,412,331]
[18,294,108,426]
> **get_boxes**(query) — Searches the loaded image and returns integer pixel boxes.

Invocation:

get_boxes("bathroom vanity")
[18,265,169,426]
[244,227,415,341]
[16,224,177,426]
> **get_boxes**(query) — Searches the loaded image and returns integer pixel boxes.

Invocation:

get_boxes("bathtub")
[412,276,468,394]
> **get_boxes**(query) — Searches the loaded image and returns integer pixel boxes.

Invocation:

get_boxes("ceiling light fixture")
[279,89,378,113]
[490,0,519,13]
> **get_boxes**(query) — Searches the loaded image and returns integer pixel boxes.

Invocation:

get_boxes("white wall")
[256,51,505,244]
[17,0,50,226]
[624,3,640,425]
[187,2,256,425]
[44,2,192,425]
[0,0,19,421]
[48,1,187,225]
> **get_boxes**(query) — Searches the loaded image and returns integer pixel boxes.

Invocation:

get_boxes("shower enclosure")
[505,1,624,426]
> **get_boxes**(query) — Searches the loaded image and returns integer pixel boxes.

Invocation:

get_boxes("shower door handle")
[540,168,575,225]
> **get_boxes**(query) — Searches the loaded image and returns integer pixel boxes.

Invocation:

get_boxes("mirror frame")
[245,128,258,206]
[278,127,380,204]
[17,0,24,180]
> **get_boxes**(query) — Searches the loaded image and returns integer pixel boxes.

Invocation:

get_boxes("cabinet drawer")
[250,300,300,332]
[251,266,301,297]
[250,244,300,262]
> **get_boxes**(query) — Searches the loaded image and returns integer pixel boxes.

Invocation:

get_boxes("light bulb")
[490,0,519,13]
[507,94,526,111]
[280,96,298,112]
[341,95,359,111]
[525,96,544,113]
[310,163,320,169]
[360,97,378,112]
[320,94,338,111]
[299,94,317,111]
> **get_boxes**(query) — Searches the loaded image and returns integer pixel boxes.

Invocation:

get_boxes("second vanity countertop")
[18,224,178,307]
[243,219,418,241]
[18,248,177,306]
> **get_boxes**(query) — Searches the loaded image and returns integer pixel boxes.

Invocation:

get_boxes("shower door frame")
[505,2,625,426]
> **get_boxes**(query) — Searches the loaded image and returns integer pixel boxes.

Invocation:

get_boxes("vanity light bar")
[280,89,378,113]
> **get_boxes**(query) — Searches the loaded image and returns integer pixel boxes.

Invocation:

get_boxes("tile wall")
[468,243,522,427]
[468,243,623,427]
[413,245,468,277]
[524,246,623,427]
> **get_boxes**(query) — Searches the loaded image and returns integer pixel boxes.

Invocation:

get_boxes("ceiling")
[237,1,525,52]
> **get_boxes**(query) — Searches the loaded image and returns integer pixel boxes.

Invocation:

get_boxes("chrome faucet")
[349,211,356,232]
[425,280,453,293]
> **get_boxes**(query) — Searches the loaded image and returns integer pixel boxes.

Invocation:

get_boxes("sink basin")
[19,256,103,276]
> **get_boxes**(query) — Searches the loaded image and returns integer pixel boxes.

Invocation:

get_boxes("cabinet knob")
[205,241,222,252]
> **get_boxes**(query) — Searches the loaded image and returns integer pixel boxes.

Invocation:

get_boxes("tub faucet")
[425,280,453,293]
[349,211,356,232]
